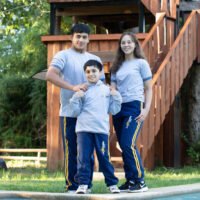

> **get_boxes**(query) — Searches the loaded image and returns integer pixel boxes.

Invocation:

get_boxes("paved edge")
[0,183,200,200]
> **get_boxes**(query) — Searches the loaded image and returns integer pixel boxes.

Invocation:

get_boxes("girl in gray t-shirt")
[110,32,152,193]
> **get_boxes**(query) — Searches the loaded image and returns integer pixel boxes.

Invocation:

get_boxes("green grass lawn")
[0,161,200,193]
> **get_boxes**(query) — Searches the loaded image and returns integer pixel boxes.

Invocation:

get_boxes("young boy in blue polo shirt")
[69,59,122,194]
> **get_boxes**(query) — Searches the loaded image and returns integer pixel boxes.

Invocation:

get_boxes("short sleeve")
[140,59,152,81]
[50,51,66,72]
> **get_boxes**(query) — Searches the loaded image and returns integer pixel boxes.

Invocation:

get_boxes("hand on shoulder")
[110,86,118,96]
[72,83,88,92]
[74,90,85,98]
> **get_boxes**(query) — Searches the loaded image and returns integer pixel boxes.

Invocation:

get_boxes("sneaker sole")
[119,189,129,193]
[65,190,76,194]
[76,189,91,194]
[128,187,148,193]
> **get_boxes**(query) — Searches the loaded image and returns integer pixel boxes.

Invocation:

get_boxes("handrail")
[141,12,168,73]
[0,148,47,153]
[142,13,165,48]
[0,148,47,166]
[152,10,197,84]
[140,10,198,162]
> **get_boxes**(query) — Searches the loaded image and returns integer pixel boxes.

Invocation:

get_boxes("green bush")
[187,140,200,164]
[0,76,46,148]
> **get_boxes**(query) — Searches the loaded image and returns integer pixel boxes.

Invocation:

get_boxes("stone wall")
[188,64,200,141]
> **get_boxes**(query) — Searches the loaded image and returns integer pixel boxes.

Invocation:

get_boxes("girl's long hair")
[111,32,146,73]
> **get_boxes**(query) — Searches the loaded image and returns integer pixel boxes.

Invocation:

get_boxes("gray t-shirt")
[111,58,152,103]
[50,48,104,117]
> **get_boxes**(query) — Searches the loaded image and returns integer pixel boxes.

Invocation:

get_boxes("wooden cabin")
[42,0,200,170]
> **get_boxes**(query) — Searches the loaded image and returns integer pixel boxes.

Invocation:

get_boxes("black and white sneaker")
[128,181,148,193]
[119,180,135,192]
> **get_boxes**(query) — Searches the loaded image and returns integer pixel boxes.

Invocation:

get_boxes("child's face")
[85,66,101,83]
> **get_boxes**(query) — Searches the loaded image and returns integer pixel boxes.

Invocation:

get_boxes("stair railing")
[141,12,168,73]
[141,10,198,163]
[141,0,180,18]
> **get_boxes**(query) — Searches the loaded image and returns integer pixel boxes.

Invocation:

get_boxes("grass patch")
[0,161,200,193]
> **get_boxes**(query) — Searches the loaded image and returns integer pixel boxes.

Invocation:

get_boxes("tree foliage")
[0,0,49,35]
[0,0,50,148]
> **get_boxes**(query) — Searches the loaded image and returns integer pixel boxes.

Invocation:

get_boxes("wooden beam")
[41,33,148,43]
[0,149,47,153]
[0,156,47,161]
[56,5,138,16]
[50,3,56,34]
[138,1,146,32]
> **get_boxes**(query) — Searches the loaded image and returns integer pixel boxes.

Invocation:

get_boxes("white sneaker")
[76,185,89,194]
[109,185,120,193]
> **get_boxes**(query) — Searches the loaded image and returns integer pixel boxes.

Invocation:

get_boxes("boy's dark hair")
[83,60,103,71]
[71,23,90,35]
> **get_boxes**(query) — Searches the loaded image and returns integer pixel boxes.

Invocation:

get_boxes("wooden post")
[138,1,145,33]
[50,4,61,35]
[50,4,56,35]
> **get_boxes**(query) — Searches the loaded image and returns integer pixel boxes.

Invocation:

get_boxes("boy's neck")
[88,80,100,85]
[72,47,86,53]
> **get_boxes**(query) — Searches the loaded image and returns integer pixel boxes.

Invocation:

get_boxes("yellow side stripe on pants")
[108,135,111,160]
[131,122,142,178]
[64,117,71,187]
[131,102,143,178]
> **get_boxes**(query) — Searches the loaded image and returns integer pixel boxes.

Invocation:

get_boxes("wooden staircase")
[138,10,200,169]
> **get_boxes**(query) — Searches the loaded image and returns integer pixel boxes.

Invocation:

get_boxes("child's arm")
[69,90,84,117]
[108,87,122,115]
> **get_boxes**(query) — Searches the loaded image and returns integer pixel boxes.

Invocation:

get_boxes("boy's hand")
[72,83,88,92]
[110,86,118,96]
[74,90,85,98]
